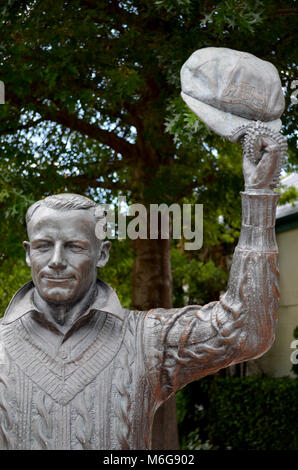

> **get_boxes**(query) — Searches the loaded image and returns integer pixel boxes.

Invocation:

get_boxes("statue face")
[24,207,107,305]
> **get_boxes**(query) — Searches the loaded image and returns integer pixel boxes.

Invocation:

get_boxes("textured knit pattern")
[0,192,279,449]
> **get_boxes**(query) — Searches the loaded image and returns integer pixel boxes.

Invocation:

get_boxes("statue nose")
[48,243,67,269]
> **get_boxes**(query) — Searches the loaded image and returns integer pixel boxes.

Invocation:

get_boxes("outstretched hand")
[243,136,280,192]
[230,122,287,193]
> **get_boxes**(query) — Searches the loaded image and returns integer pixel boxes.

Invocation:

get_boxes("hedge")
[176,376,298,450]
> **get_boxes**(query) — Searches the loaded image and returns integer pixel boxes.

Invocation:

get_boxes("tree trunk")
[131,236,179,450]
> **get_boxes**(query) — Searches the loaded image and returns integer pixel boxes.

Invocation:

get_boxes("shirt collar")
[1,278,126,325]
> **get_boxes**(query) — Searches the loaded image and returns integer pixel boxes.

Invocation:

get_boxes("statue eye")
[67,243,85,252]
[34,241,52,251]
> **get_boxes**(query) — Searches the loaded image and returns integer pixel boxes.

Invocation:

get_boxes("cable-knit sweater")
[0,192,279,449]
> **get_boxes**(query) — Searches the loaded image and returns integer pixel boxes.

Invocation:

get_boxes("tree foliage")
[0,0,297,305]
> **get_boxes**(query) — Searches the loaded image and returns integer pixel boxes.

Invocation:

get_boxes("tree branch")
[0,118,43,135]
[38,105,135,158]
[8,92,136,160]
[65,174,129,192]
[270,8,298,17]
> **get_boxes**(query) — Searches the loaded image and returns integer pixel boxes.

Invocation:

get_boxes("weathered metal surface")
[0,48,286,449]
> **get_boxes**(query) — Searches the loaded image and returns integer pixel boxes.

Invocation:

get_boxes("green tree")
[0,0,297,448]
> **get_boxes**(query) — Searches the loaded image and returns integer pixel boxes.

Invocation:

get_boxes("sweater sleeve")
[143,192,279,404]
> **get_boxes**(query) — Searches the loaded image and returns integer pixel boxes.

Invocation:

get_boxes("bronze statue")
[0,48,287,449]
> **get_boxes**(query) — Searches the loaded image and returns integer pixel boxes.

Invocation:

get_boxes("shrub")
[177,376,298,450]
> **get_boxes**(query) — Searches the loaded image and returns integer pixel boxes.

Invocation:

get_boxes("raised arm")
[143,124,286,404]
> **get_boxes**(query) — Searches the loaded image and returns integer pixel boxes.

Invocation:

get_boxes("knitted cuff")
[238,192,279,251]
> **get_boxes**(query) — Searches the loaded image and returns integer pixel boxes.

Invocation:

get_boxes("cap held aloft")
[180,47,285,141]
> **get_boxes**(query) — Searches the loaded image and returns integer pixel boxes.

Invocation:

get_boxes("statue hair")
[26,193,98,226]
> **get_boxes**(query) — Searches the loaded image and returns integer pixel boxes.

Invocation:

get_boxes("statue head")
[23,193,110,306]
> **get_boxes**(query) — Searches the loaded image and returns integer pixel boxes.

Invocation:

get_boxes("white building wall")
[248,227,298,377]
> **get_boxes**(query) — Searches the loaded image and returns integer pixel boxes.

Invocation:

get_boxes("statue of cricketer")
[0,48,287,449]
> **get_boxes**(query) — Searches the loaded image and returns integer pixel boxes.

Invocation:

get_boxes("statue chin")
[36,278,79,305]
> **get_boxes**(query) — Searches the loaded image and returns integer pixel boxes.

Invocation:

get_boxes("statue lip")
[42,275,75,281]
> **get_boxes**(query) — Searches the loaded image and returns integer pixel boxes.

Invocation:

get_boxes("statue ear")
[23,241,31,267]
[96,241,111,268]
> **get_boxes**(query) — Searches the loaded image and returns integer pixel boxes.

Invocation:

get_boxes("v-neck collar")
[1,279,128,405]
